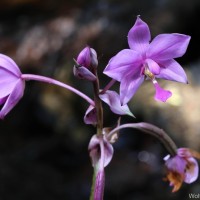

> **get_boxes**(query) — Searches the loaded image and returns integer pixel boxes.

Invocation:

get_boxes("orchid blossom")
[104,16,190,105]
[164,148,199,192]
[0,54,25,119]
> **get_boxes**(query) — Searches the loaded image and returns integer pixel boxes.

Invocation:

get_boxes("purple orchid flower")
[0,54,25,119]
[164,148,199,192]
[73,47,98,81]
[104,16,190,105]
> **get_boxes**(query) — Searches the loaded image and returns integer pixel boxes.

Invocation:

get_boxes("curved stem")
[107,122,177,156]
[100,79,116,94]
[21,74,95,106]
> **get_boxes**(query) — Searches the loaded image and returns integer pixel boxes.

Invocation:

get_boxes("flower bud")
[77,46,98,69]
[73,47,98,81]
[73,65,96,81]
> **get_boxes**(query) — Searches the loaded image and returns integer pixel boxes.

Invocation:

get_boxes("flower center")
[143,67,155,80]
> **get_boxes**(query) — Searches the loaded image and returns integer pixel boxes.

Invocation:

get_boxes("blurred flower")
[0,54,25,119]
[164,148,199,192]
[73,47,98,81]
[104,16,190,105]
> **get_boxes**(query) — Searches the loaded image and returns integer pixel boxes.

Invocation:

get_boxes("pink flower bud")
[77,47,98,69]
[74,47,98,81]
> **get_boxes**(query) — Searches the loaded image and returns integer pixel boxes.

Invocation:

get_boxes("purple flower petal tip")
[153,82,172,102]
[99,90,134,117]
[77,47,91,68]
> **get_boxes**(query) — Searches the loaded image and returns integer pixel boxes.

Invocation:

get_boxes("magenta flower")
[104,16,190,105]
[164,148,199,192]
[0,54,25,119]
[73,47,98,81]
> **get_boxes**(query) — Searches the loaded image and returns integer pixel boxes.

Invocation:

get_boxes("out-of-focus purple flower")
[164,148,199,192]
[104,16,190,105]
[99,90,134,117]
[84,105,97,125]
[0,54,25,119]
[73,47,98,81]
[88,134,113,200]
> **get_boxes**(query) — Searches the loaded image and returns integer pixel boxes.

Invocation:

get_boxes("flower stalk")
[107,122,177,156]
[21,74,95,106]
[92,69,103,135]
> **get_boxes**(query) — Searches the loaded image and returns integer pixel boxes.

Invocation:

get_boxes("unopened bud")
[73,65,96,81]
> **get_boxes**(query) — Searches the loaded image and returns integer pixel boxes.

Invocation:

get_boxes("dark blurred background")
[0,0,200,199]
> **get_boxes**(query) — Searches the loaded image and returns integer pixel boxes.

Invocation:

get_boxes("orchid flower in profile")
[104,16,190,105]
[0,54,25,119]
[164,148,199,192]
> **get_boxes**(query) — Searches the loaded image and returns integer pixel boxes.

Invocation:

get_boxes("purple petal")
[128,16,151,56]
[84,105,97,125]
[153,81,172,102]
[145,58,160,75]
[120,73,144,105]
[90,48,98,68]
[0,68,19,98]
[88,135,114,168]
[0,54,22,76]
[165,155,187,175]
[147,33,191,60]
[73,66,96,81]
[184,157,199,184]
[156,59,188,83]
[103,49,142,81]
[99,90,134,117]
[0,79,25,119]
[177,148,192,158]
[0,96,8,105]
[77,47,91,68]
